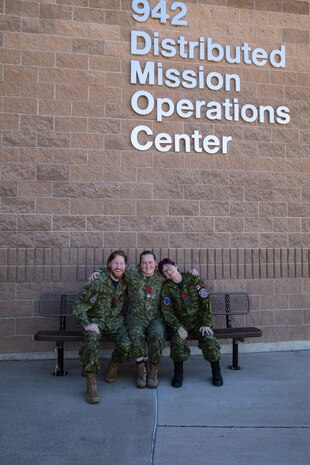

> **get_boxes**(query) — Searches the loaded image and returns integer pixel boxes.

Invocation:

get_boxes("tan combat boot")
[136,361,147,388]
[104,359,118,383]
[147,362,159,388]
[86,373,100,404]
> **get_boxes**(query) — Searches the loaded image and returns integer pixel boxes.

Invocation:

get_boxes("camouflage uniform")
[73,270,129,376]
[125,268,165,363]
[161,273,221,363]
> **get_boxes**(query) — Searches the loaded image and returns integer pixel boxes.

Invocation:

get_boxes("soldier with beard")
[73,251,129,404]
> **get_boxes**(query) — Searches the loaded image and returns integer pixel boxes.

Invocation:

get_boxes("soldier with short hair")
[158,257,223,388]
[73,250,129,404]
[126,251,165,389]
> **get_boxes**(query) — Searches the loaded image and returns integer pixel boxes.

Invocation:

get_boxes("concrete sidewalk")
[0,351,309,465]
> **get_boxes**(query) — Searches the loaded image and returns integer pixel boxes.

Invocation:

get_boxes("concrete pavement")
[0,350,309,465]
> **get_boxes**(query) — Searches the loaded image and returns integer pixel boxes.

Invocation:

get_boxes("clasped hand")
[177,326,188,340]
[85,323,100,334]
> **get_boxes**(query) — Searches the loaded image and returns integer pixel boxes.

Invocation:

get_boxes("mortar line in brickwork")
[4,248,8,282]
[236,248,239,280]
[76,248,80,281]
[214,249,217,280]
[302,248,309,279]
[191,248,194,275]
[60,248,63,282]
[280,248,283,279]
[42,249,46,282]
[286,248,290,278]
[218,248,221,279]
[243,248,246,281]
[2,247,310,282]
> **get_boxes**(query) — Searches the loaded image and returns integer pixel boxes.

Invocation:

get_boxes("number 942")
[132,0,188,26]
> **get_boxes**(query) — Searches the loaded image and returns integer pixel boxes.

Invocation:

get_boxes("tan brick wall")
[0,1,309,355]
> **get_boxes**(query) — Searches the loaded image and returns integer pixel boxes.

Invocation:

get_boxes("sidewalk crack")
[157,424,310,429]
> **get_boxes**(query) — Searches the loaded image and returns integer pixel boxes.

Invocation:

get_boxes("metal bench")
[34,291,262,375]
[208,292,262,369]
[34,293,82,376]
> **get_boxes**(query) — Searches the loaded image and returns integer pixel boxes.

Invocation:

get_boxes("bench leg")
[53,342,68,376]
[228,339,242,370]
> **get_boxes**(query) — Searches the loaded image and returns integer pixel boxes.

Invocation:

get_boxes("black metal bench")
[34,293,82,376]
[207,291,262,369]
[34,291,262,375]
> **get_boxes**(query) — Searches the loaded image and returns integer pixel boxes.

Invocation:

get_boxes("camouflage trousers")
[127,315,165,363]
[169,328,221,363]
[79,318,130,375]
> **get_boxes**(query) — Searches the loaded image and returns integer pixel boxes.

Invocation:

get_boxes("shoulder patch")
[89,294,97,304]
[199,288,209,299]
[163,297,171,305]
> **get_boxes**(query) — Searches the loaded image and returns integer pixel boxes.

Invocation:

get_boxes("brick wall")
[0,1,309,356]
[0,246,309,355]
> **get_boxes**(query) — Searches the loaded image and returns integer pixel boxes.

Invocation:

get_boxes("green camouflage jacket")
[160,273,212,331]
[125,268,165,321]
[73,269,127,328]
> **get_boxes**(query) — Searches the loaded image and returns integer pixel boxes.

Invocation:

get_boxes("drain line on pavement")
[148,389,159,465]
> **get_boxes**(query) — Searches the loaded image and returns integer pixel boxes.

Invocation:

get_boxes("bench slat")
[34,327,262,343]
[213,327,262,339]
[34,330,83,342]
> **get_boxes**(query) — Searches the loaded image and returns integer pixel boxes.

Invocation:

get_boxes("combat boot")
[171,361,183,388]
[211,360,224,387]
[86,373,100,403]
[147,362,159,388]
[104,359,118,383]
[136,360,147,388]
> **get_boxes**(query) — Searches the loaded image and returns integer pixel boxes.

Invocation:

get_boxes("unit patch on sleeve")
[163,297,171,305]
[199,288,209,299]
[89,294,97,304]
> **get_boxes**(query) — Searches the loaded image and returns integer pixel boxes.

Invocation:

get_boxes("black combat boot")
[211,360,224,386]
[171,361,183,388]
